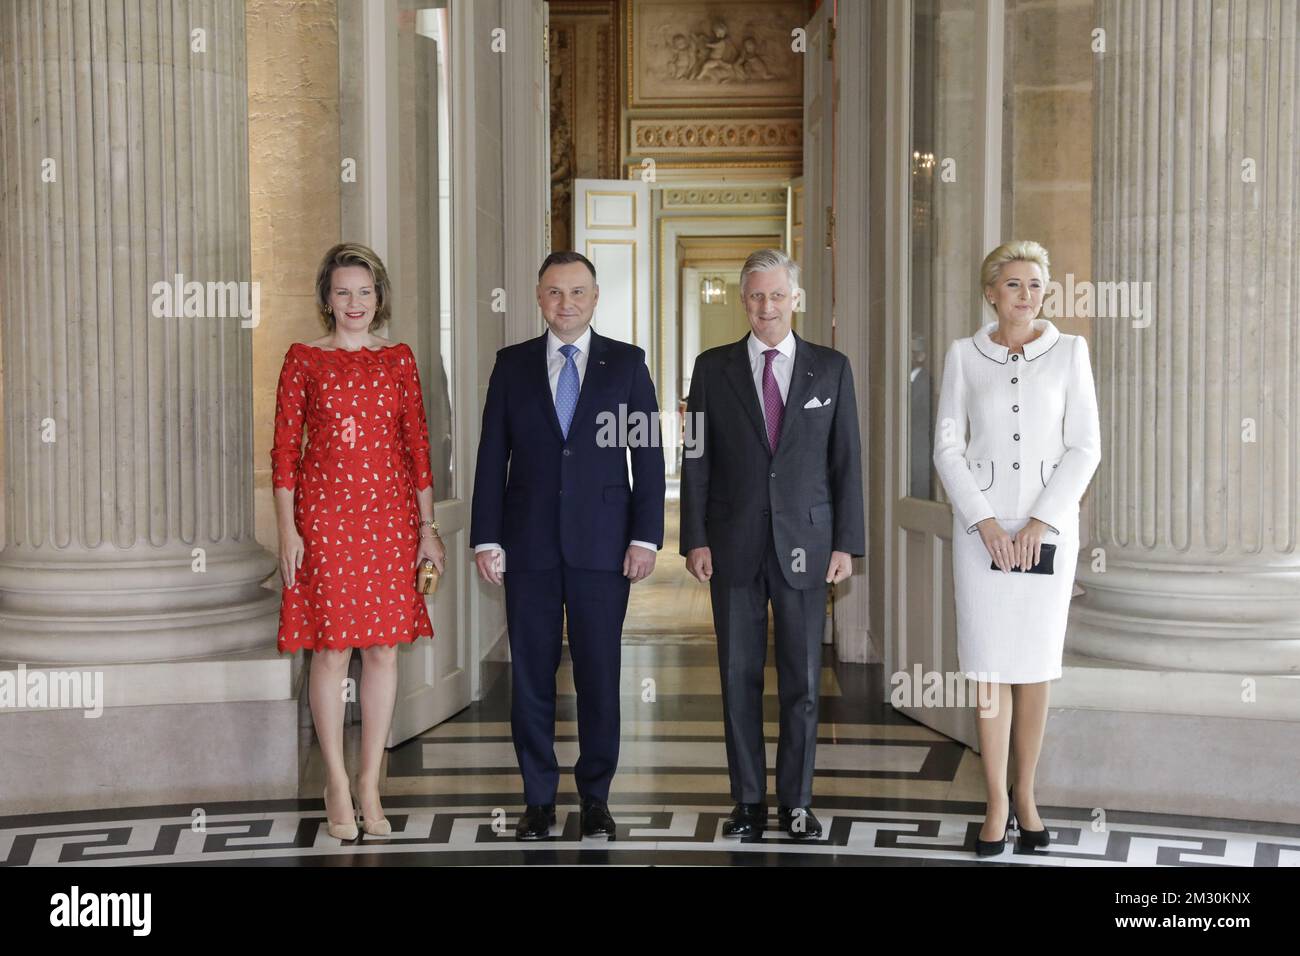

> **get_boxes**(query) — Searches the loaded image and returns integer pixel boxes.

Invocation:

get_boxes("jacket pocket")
[1040,458,1061,487]
[809,501,832,525]
[967,458,994,492]
[603,484,632,503]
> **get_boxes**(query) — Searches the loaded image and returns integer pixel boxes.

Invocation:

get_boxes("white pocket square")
[803,397,831,409]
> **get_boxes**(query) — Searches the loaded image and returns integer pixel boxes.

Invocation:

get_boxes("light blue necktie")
[555,343,580,439]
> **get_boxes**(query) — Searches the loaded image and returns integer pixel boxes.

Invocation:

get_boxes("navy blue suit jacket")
[470,328,666,572]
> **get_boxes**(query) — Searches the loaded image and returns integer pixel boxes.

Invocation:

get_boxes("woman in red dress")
[271,242,446,840]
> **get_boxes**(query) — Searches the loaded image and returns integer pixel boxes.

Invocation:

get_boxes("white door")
[800,6,833,347]
[572,179,651,350]
[885,0,1003,747]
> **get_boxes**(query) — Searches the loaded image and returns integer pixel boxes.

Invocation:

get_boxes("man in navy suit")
[470,251,665,840]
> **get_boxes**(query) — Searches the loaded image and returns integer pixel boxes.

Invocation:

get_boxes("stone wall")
[246,0,341,552]
[1003,0,1094,338]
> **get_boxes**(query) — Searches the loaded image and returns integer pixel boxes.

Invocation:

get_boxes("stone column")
[0,0,279,663]
[1070,0,1300,674]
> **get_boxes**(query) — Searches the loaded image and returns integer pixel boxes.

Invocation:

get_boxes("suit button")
[1013,433,1020,440]
[1012,404,1019,412]
[770,472,776,478]
[1012,462,1020,470]
[1011,377,1018,383]
[762,510,770,518]
[562,448,572,457]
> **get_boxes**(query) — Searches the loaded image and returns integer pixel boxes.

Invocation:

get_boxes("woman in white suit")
[932,240,1101,856]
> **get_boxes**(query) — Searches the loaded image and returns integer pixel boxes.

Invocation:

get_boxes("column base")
[0,648,300,815]
[1036,653,1300,825]
[0,543,282,664]
[1071,561,1300,674]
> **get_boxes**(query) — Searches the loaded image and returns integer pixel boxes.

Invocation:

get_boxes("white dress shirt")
[747,329,795,407]
[475,325,659,568]
[546,324,592,400]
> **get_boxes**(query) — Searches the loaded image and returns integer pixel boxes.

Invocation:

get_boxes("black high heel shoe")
[1010,786,1050,850]
[974,799,1012,857]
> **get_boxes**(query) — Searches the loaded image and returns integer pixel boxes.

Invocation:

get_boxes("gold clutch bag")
[417,559,440,595]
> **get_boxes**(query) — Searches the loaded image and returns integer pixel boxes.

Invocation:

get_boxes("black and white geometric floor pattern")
[4,796,1297,866]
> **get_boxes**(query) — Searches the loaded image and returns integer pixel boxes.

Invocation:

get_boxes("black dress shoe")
[515,804,556,841]
[579,797,616,838]
[778,806,823,839]
[721,802,768,838]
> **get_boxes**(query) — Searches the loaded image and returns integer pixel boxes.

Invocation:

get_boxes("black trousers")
[709,531,826,806]
[504,562,630,805]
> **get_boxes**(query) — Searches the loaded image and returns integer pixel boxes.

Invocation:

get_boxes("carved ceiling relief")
[628,1,804,107]
[652,16,792,88]
[622,0,806,180]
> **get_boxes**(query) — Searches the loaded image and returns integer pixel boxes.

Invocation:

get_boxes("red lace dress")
[271,342,435,652]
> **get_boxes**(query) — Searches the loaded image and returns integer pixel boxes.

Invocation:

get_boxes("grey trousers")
[709,532,826,807]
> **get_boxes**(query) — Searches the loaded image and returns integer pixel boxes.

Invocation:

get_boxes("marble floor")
[2,497,1297,866]
[5,639,1298,866]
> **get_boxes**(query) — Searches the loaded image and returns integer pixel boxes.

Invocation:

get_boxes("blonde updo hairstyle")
[313,242,393,332]
[979,240,1050,319]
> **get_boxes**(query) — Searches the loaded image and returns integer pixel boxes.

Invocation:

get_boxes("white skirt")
[951,514,1079,683]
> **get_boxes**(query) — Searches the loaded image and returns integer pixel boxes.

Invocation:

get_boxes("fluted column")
[1071,0,1300,673]
[0,0,278,663]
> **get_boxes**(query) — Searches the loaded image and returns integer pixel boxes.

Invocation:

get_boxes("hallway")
[3,501,1295,866]
[0,0,1296,902]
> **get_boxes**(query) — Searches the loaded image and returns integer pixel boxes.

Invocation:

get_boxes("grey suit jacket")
[679,332,865,589]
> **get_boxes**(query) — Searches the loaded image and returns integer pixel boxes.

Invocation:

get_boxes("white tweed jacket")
[932,318,1101,535]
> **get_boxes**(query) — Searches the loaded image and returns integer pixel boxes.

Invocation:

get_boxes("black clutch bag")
[990,542,1056,574]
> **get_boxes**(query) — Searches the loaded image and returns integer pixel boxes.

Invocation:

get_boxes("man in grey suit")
[680,248,865,839]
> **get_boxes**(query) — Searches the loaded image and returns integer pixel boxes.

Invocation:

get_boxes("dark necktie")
[762,348,784,453]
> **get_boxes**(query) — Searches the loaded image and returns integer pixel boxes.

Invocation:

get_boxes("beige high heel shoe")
[358,786,391,836]
[323,786,359,841]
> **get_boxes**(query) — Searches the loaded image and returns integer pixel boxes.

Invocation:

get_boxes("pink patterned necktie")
[762,348,784,453]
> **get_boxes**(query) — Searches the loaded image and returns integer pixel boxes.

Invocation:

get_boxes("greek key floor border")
[4,796,1297,867]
